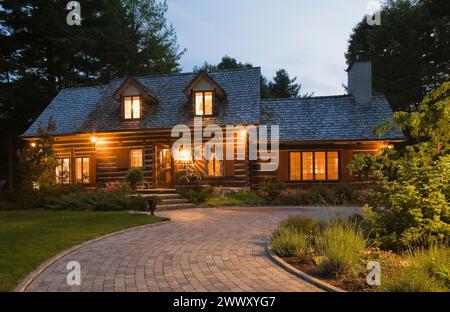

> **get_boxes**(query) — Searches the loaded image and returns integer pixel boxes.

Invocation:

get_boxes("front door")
[156,145,173,188]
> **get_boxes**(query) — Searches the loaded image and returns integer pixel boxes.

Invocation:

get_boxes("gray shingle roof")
[22,67,261,137]
[260,95,404,142]
[22,67,404,142]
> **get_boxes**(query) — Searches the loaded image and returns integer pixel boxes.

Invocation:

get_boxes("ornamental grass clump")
[382,245,450,292]
[279,216,322,235]
[270,227,311,261]
[319,221,367,277]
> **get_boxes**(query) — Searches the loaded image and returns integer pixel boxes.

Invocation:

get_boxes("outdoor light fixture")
[176,149,192,162]
[90,136,97,144]
[30,142,37,148]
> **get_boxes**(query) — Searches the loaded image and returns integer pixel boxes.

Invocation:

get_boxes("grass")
[0,210,167,292]
[382,245,450,292]
[270,227,311,259]
[319,221,367,277]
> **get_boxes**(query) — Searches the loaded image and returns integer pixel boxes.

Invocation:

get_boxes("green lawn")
[0,210,167,292]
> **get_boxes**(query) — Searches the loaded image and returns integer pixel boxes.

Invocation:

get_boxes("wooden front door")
[155,145,173,188]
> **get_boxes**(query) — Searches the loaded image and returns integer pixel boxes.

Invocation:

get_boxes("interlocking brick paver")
[24,206,359,292]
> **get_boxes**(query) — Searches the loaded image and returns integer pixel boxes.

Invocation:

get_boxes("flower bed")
[270,216,450,292]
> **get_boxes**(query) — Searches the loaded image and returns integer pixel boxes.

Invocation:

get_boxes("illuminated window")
[56,158,70,184]
[289,151,339,181]
[327,151,339,180]
[75,157,90,184]
[302,152,314,181]
[289,152,301,181]
[124,96,141,119]
[130,148,143,168]
[315,152,326,180]
[205,148,223,177]
[194,91,213,116]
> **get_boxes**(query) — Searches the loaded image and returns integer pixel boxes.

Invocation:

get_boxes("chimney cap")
[346,50,370,72]
[356,50,368,62]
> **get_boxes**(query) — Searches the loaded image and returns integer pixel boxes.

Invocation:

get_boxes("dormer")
[184,71,226,116]
[113,77,158,120]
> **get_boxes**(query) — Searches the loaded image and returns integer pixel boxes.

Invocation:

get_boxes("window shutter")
[276,151,289,181]
[117,148,129,169]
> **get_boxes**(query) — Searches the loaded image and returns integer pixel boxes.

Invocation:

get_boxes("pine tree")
[346,0,450,112]
[269,69,311,98]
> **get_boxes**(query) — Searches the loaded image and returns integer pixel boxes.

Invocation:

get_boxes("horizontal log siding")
[51,129,250,188]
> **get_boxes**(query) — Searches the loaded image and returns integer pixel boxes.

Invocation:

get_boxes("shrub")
[319,221,367,277]
[42,190,147,211]
[353,83,450,251]
[124,168,144,190]
[31,184,85,209]
[277,189,308,205]
[104,181,129,192]
[258,181,286,203]
[270,227,311,261]
[383,246,450,292]
[363,155,450,250]
[308,185,331,205]
[334,183,356,205]
[178,186,215,204]
[176,165,202,185]
[202,191,264,207]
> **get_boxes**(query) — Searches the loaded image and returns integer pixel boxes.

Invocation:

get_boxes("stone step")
[137,188,177,195]
[160,198,189,205]
[156,203,196,211]
[139,193,184,200]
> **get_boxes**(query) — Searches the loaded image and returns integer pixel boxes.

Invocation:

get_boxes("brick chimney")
[347,51,372,104]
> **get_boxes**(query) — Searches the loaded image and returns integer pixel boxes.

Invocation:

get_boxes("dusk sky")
[167,0,373,96]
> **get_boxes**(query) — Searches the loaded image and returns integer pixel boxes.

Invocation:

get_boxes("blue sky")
[166,0,371,96]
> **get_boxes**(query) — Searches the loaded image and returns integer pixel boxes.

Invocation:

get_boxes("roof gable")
[183,71,227,100]
[112,77,159,103]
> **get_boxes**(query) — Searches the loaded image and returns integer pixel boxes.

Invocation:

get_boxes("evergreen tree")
[346,0,450,112]
[269,69,312,98]
[121,0,185,76]
[0,0,184,188]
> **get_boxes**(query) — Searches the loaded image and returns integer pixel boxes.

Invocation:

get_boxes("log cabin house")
[21,57,404,190]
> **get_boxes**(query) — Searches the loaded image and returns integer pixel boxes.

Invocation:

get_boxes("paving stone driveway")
[24,206,360,292]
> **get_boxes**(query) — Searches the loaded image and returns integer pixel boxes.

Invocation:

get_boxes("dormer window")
[195,91,213,116]
[184,71,226,117]
[124,96,141,120]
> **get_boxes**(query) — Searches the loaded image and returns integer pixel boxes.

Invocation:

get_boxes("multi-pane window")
[327,152,339,180]
[194,91,213,116]
[130,148,143,168]
[205,148,223,177]
[75,157,90,184]
[56,158,70,185]
[289,151,339,181]
[124,96,141,119]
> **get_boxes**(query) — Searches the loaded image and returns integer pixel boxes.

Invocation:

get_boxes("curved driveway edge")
[22,206,360,292]
[15,221,171,292]
[265,246,345,292]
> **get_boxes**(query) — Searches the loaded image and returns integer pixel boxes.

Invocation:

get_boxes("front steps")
[137,189,196,211]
